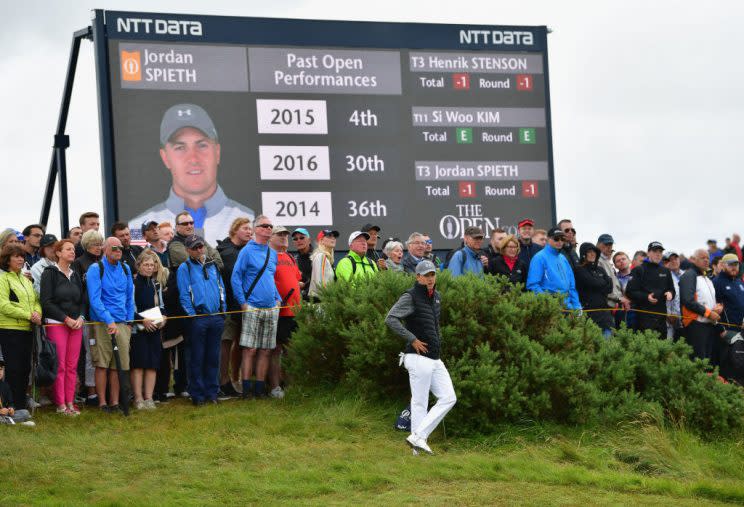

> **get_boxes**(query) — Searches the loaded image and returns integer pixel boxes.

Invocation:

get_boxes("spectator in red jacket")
[269,226,302,399]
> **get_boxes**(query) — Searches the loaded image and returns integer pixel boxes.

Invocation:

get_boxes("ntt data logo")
[459,30,534,46]
[116,17,203,36]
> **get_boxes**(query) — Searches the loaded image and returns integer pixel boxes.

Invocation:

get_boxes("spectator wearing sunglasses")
[167,211,223,270]
[86,237,135,412]
[422,234,442,268]
[177,234,226,406]
[291,228,313,300]
[231,215,281,399]
[361,223,387,271]
[557,219,579,269]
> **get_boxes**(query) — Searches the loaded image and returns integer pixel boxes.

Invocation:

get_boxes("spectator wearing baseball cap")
[385,260,456,455]
[516,218,542,274]
[308,229,338,300]
[177,234,226,405]
[336,231,378,282]
[713,254,744,331]
[142,220,169,268]
[596,234,625,316]
[526,227,581,310]
[291,228,312,299]
[231,215,281,399]
[361,224,386,270]
[574,242,613,336]
[447,227,487,278]
[128,103,255,246]
[268,225,302,399]
[30,233,58,295]
[626,241,675,338]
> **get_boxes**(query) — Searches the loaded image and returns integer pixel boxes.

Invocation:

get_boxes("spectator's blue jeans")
[187,315,224,402]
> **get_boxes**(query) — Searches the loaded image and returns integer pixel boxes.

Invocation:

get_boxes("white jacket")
[309,250,335,299]
[128,186,254,246]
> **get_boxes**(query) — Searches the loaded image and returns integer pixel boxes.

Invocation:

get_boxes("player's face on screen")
[160,127,221,200]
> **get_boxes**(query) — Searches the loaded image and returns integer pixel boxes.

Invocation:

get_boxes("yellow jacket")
[0,271,41,331]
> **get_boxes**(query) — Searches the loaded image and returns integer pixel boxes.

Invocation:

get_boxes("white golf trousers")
[404,353,456,440]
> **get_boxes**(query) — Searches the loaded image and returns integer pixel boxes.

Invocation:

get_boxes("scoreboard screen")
[94,11,555,247]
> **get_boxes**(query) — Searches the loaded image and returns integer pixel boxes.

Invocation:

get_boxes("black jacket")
[133,275,165,318]
[626,260,675,313]
[39,265,85,322]
[294,250,312,299]
[518,240,542,273]
[216,237,245,311]
[71,250,100,318]
[574,243,613,329]
[561,243,579,270]
[0,379,15,408]
[679,264,710,319]
[488,254,528,286]
[403,283,442,360]
[72,250,100,282]
[121,245,144,274]
[401,253,422,274]
[485,245,499,272]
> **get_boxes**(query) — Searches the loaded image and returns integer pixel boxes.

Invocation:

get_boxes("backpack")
[34,326,57,387]
[344,254,376,276]
[96,260,131,280]
[440,247,466,271]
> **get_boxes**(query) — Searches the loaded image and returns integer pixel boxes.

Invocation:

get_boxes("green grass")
[2,391,744,506]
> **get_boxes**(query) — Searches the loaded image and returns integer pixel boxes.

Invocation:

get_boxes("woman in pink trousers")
[40,240,85,415]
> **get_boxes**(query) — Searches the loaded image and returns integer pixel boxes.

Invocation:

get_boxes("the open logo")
[121,51,142,81]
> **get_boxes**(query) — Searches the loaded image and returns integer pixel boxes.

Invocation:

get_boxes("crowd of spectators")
[1,210,742,424]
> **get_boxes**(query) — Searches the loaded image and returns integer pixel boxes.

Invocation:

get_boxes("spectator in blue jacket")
[448,226,487,277]
[87,237,135,412]
[526,227,581,310]
[177,234,226,406]
[231,215,280,399]
[713,254,744,328]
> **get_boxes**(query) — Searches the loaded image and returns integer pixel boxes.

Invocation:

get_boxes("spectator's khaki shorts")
[221,313,242,342]
[90,323,131,370]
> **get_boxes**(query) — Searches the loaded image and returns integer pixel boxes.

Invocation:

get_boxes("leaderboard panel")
[103,11,554,247]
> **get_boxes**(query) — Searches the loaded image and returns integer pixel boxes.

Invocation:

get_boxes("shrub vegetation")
[286,271,744,435]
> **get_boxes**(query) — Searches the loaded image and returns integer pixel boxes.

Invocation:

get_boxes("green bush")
[285,271,744,435]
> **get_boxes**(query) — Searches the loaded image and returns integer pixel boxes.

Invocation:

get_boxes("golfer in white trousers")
[385,260,456,454]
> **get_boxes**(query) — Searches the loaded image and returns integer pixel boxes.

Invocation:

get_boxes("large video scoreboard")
[93,10,555,246]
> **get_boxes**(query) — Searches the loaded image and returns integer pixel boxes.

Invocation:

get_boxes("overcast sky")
[3,0,742,255]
